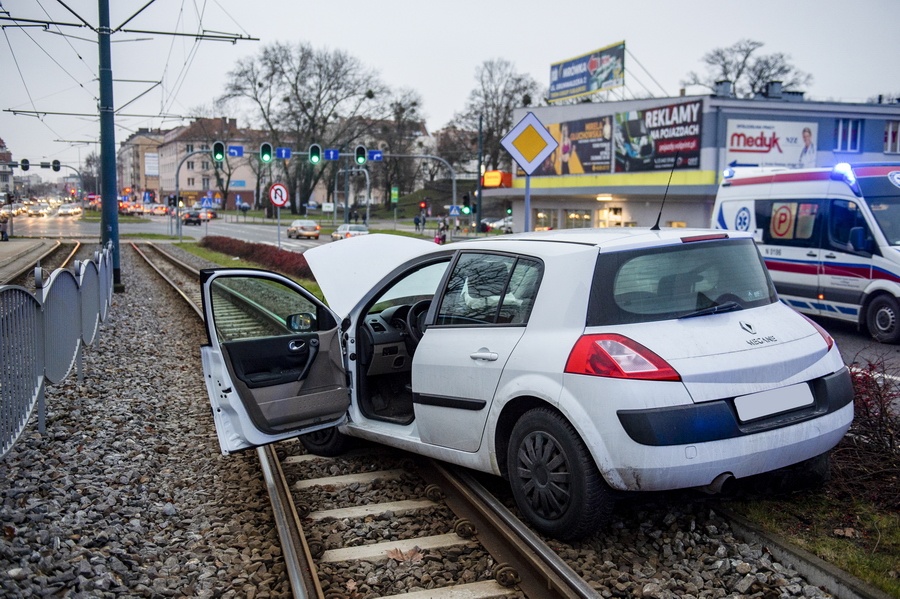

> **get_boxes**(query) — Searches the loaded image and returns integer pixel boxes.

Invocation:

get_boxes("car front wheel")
[867,295,900,343]
[507,407,613,540]
[299,426,351,457]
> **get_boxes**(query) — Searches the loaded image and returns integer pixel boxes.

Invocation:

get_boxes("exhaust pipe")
[696,472,733,494]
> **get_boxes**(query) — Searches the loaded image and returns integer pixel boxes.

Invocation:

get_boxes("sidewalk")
[0,239,60,284]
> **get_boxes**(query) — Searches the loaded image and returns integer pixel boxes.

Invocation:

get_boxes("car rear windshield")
[587,238,777,326]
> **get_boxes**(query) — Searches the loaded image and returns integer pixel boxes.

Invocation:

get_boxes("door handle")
[824,253,837,259]
[288,339,306,351]
[470,350,499,361]
[806,252,817,257]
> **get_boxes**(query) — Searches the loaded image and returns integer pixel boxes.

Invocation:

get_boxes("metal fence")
[0,242,114,459]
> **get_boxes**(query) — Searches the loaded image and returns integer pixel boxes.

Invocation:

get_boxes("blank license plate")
[734,383,814,422]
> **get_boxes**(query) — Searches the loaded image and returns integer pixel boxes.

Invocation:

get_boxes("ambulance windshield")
[860,175,900,245]
[868,196,900,245]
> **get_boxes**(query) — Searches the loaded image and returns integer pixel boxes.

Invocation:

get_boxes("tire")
[507,407,614,540]
[299,426,351,457]
[867,295,900,343]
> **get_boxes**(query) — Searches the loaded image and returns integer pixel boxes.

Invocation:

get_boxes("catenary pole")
[98,0,122,291]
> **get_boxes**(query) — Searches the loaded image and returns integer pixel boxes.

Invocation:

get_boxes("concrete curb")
[718,506,894,599]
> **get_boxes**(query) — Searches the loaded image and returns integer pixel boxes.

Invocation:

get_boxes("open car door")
[199,268,349,454]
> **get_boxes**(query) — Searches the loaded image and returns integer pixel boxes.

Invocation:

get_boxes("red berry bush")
[198,236,315,280]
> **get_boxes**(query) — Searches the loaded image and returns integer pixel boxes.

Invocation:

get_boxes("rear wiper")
[679,301,743,319]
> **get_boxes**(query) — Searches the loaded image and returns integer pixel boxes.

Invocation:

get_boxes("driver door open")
[199,269,349,454]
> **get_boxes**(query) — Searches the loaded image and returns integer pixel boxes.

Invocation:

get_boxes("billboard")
[549,41,625,103]
[527,116,613,177]
[614,100,702,172]
[726,120,818,169]
[144,152,159,177]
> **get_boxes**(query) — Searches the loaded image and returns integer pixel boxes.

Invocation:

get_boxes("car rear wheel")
[507,407,613,540]
[299,426,352,456]
[867,295,900,343]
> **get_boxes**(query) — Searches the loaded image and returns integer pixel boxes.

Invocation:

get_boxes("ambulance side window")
[827,200,871,255]
[755,200,824,248]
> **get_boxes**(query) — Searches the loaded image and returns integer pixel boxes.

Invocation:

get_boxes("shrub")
[831,361,900,510]
[198,236,314,280]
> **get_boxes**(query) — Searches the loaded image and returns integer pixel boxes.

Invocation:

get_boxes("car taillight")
[799,313,834,352]
[315,225,320,230]
[564,334,681,381]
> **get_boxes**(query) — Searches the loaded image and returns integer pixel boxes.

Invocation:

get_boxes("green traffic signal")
[259,142,273,163]
[308,144,321,164]
[461,206,471,215]
[355,144,367,165]
[212,141,225,162]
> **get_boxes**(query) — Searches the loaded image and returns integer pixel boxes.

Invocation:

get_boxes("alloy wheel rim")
[515,431,571,519]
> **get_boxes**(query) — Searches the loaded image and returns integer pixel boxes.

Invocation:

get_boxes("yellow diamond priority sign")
[501,112,559,176]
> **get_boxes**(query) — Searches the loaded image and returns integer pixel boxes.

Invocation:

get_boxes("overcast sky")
[2,0,898,182]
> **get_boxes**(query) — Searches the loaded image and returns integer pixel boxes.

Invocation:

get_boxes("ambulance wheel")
[867,295,900,343]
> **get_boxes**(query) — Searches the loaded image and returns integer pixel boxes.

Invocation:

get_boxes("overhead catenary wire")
[626,47,669,97]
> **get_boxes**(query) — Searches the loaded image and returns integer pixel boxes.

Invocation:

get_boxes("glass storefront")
[532,209,559,231]
[563,209,593,229]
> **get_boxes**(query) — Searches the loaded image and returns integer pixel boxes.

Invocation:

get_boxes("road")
[10,210,900,373]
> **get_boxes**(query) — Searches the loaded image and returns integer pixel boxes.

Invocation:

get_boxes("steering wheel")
[406,299,432,343]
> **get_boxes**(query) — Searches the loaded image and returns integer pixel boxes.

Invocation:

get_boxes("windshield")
[865,195,900,245]
[587,238,777,325]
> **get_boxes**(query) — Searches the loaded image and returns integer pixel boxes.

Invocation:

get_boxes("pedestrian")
[414,214,421,232]
[354,211,359,224]
[0,214,8,242]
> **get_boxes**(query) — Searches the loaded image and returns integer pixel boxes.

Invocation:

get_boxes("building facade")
[117,128,164,203]
[0,138,12,203]
[158,118,261,209]
[487,84,900,231]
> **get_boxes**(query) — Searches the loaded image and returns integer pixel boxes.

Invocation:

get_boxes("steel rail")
[419,459,600,599]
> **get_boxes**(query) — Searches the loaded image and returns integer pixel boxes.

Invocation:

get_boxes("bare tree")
[682,40,812,98]
[220,42,387,215]
[452,59,540,171]
[83,152,100,194]
[370,88,427,207]
[433,126,476,179]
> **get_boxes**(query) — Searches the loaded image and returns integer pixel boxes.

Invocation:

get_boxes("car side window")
[827,199,870,253]
[756,199,823,248]
[436,254,541,326]
[209,276,327,343]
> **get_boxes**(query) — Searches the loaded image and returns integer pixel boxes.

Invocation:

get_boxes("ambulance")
[713,163,900,343]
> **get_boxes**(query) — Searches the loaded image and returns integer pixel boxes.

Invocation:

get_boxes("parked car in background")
[287,219,320,239]
[182,210,203,225]
[57,203,82,216]
[331,224,369,241]
[197,229,852,540]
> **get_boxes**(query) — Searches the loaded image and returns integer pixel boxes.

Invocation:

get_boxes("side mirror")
[286,312,316,332]
[848,226,873,255]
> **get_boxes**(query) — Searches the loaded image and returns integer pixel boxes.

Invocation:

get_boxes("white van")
[712,163,900,342]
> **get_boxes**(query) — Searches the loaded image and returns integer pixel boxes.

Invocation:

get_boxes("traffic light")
[168,195,177,207]
[308,144,321,164]
[505,200,512,215]
[461,193,471,215]
[355,144,367,165]
[259,142,273,163]
[52,160,60,172]
[419,201,427,210]
[20,159,29,171]
[124,187,132,195]
[212,141,226,162]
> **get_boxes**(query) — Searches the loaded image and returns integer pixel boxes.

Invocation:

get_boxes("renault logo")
[740,321,756,335]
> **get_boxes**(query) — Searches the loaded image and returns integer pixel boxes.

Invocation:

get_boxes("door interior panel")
[221,328,348,434]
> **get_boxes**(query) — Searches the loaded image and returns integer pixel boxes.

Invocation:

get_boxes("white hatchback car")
[199,229,853,539]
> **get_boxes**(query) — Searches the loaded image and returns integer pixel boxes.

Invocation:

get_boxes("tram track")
[130,241,886,599]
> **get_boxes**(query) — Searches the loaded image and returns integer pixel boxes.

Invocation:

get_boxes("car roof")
[305,228,750,317]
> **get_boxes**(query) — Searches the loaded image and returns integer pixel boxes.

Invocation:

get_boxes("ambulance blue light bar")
[723,168,735,179]
[831,163,862,196]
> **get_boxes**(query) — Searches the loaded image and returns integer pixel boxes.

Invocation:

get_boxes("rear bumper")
[617,367,853,446]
